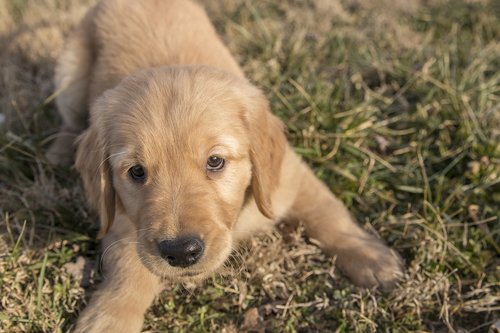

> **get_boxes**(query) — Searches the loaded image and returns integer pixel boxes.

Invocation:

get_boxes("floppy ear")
[75,125,116,239]
[245,92,288,219]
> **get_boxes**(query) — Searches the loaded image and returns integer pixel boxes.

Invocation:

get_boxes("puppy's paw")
[74,310,144,333]
[335,237,403,291]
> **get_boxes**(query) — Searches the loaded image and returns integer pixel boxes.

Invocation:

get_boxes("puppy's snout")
[158,236,204,268]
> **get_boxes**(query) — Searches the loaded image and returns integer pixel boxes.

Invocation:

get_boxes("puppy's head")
[75,66,286,280]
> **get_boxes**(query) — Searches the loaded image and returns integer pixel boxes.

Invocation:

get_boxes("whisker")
[100,238,140,278]
[93,151,129,179]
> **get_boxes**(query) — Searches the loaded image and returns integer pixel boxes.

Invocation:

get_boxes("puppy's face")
[76,67,286,280]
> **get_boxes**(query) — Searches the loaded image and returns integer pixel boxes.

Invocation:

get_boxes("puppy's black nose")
[158,236,204,268]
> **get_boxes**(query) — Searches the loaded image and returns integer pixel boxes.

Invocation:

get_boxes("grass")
[0,0,499,332]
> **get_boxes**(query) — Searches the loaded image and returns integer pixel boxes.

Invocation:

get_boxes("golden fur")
[47,0,403,331]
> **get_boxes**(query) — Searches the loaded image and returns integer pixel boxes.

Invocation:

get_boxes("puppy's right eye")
[129,165,146,182]
[206,155,225,172]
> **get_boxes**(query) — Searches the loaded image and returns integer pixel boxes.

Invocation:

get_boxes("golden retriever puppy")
[47,0,403,331]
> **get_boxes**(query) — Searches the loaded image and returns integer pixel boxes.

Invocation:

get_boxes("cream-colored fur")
[47,0,403,331]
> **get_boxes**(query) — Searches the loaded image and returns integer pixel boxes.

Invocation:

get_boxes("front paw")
[335,237,403,291]
[73,305,145,333]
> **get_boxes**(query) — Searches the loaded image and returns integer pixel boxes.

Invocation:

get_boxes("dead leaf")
[467,161,480,175]
[468,205,480,222]
[375,135,390,154]
[241,307,264,333]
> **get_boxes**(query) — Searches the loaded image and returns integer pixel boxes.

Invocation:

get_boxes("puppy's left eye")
[206,156,225,172]
[129,165,146,182]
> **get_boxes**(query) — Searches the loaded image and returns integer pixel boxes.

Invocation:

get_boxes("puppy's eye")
[129,165,146,182]
[206,156,225,172]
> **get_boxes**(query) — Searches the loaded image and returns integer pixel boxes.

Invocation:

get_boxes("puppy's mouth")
[179,270,203,277]
[136,231,233,281]
[141,255,211,281]
[136,246,228,281]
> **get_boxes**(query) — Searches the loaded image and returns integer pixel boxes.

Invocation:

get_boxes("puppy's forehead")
[102,67,251,159]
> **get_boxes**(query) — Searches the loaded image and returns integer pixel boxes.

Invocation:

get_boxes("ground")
[0,0,499,332]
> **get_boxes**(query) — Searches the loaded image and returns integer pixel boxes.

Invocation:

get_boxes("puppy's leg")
[74,226,162,332]
[284,154,402,290]
[46,13,94,165]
